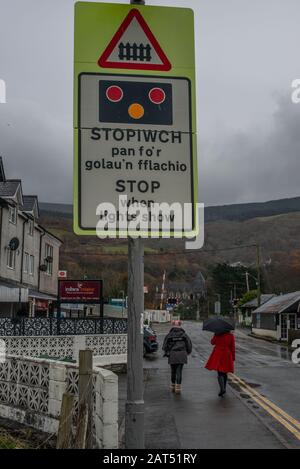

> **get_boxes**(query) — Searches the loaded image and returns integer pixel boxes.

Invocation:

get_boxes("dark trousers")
[171,364,184,384]
[217,372,228,387]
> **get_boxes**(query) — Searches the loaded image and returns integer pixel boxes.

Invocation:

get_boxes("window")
[29,255,34,275]
[45,243,53,275]
[28,219,34,236]
[7,249,16,269]
[256,313,261,329]
[8,206,17,224]
[24,252,29,273]
[24,253,34,275]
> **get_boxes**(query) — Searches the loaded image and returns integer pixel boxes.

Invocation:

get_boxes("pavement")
[118,321,300,449]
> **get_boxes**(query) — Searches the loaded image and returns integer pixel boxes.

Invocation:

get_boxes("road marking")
[230,373,300,441]
[231,374,300,431]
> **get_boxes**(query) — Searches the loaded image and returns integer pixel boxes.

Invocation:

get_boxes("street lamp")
[245,271,258,292]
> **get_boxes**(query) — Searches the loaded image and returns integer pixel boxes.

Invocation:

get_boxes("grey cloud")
[1,0,300,205]
[200,94,300,205]
[0,99,73,202]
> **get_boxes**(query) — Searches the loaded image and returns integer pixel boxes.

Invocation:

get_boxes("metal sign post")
[126,236,144,448]
[124,0,145,452]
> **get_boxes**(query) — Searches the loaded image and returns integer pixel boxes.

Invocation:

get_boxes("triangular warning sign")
[98,9,171,71]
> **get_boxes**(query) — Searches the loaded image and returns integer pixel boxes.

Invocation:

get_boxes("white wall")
[39,232,61,296]
[144,310,171,323]
[252,328,277,340]
[1,333,127,361]
[0,356,118,448]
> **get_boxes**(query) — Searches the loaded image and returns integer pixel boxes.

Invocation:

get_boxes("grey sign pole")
[125,0,146,450]
[125,236,145,448]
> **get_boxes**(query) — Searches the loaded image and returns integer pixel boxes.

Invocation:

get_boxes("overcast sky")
[0,0,300,205]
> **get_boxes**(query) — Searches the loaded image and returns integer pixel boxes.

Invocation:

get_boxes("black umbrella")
[203,316,235,335]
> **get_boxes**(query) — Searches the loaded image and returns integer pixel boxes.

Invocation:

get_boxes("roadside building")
[0,157,62,317]
[239,294,275,326]
[166,271,206,301]
[252,291,300,341]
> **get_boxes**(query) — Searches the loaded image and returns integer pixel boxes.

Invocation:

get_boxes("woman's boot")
[224,373,228,392]
[218,375,226,397]
[170,383,175,392]
[175,383,181,394]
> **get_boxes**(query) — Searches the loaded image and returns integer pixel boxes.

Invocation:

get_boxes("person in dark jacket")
[205,332,236,397]
[162,320,192,394]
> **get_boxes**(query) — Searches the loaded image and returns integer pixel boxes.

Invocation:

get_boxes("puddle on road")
[240,393,251,399]
[279,347,291,360]
[229,380,262,401]
[229,382,240,392]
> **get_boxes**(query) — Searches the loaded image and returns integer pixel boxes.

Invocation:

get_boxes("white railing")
[1,334,127,361]
[0,355,118,448]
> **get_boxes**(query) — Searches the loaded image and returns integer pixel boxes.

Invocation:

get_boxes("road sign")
[74,3,197,237]
[58,270,67,279]
[98,8,171,71]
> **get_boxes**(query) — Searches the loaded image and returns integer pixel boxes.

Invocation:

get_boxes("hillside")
[39,196,300,222]
[39,202,300,305]
[205,196,300,222]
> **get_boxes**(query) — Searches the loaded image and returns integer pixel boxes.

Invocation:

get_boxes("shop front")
[28,290,56,318]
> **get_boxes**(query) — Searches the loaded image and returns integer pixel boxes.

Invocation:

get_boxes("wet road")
[139,321,300,449]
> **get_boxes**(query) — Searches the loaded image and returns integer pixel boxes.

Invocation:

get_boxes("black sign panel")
[99,79,173,125]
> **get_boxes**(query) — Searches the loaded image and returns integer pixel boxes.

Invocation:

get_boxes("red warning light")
[106,85,123,102]
[149,87,165,104]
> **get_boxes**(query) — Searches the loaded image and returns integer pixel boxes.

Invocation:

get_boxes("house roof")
[252,291,300,315]
[0,157,6,182]
[241,294,275,309]
[37,226,63,245]
[0,180,21,198]
[28,289,56,301]
[21,195,40,218]
[167,271,206,295]
[192,271,206,291]
[22,195,36,211]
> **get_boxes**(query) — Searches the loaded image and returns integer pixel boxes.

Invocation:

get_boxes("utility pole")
[245,272,250,292]
[256,244,261,307]
[160,270,166,310]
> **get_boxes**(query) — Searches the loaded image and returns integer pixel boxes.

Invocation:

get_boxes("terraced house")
[0,158,62,317]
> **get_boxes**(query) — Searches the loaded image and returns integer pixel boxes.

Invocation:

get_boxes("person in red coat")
[205,332,236,397]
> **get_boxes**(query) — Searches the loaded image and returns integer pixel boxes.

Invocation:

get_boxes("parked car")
[144,325,158,356]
